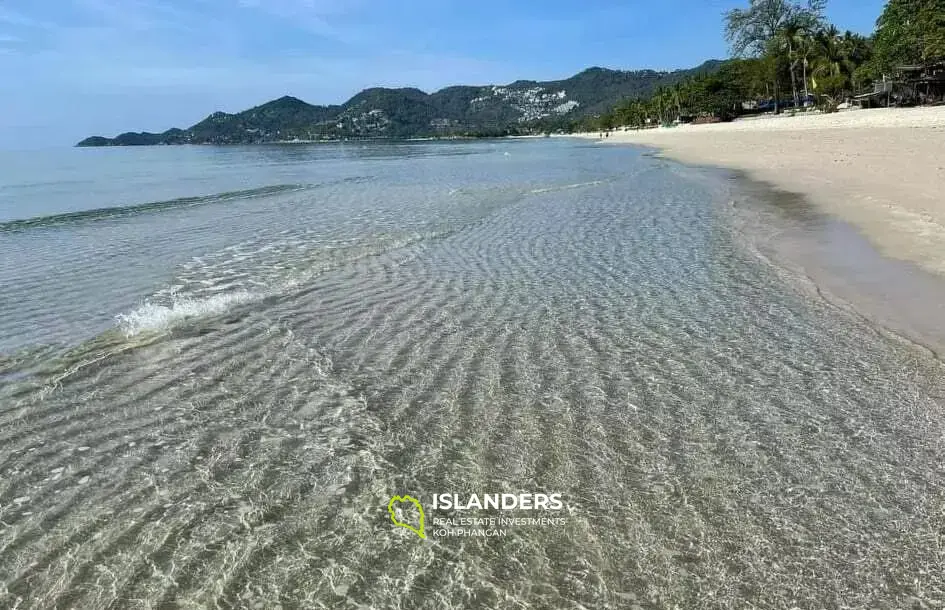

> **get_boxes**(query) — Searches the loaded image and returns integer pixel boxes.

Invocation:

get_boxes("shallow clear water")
[1,140,944,609]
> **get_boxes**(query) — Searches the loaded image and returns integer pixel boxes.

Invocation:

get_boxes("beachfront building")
[855,62,945,107]
[899,62,945,105]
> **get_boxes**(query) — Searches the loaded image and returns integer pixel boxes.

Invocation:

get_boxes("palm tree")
[837,30,873,93]
[810,27,850,109]
[778,21,804,108]
[672,82,683,119]
[655,86,666,124]
[797,33,818,101]
[777,17,826,108]
[806,25,875,108]
[725,0,827,111]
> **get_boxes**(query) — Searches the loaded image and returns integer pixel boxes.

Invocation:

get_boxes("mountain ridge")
[77,61,724,146]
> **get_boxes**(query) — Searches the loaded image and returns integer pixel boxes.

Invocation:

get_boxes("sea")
[1,139,944,608]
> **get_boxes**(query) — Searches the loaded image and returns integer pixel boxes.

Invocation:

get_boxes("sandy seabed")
[4,130,945,610]
[573,107,945,356]
[576,107,945,277]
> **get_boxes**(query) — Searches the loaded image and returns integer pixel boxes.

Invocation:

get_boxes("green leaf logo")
[388,495,426,539]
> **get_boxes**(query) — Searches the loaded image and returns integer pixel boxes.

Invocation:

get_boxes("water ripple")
[1,142,944,609]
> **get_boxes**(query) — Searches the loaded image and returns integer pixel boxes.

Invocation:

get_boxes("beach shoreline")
[573,106,945,277]
[571,107,945,355]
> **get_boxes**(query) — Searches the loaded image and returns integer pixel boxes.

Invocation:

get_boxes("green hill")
[76,61,723,146]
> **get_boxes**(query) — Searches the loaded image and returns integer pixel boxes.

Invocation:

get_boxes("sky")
[0,0,886,147]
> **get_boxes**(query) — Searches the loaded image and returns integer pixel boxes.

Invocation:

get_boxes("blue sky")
[1,0,886,147]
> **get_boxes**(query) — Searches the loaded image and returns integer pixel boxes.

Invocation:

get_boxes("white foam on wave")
[115,228,454,339]
[116,290,261,336]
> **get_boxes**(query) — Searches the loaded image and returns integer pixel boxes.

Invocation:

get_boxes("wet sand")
[722,172,945,360]
[577,108,945,356]
[579,107,945,277]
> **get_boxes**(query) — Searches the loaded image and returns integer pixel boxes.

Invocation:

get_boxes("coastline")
[574,107,945,277]
[722,169,945,360]
[572,107,945,357]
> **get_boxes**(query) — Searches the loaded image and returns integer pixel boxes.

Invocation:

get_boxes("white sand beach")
[580,106,945,277]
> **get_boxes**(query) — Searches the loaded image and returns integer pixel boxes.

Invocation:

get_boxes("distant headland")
[75,62,723,146]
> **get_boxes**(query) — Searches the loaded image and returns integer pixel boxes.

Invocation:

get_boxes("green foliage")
[76,63,729,145]
[870,0,945,75]
[724,0,827,107]
[75,136,114,147]
[588,0,918,131]
[808,28,872,103]
[725,0,826,57]
[77,132,168,146]
[77,0,942,147]
[593,58,770,130]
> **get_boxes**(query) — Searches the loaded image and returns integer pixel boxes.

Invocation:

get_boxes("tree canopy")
[724,0,827,57]
[871,0,945,72]
[583,0,945,133]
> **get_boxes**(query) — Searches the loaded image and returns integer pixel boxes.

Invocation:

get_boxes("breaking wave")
[115,290,263,336]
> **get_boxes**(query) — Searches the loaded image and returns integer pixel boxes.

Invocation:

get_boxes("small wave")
[116,290,261,337]
[0,184,312,233]
[114,228,459,338]
[529,180,605,195]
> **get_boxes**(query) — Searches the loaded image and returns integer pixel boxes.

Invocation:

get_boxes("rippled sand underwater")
[2,141,945,609]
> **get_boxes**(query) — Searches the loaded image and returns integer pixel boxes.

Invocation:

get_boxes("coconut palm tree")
[807,25,873,108]
[797,33,819,101]
[725,0,826,111]
[776,21,806,108]
[809,27,850,109]
[672,82,683,119]
[837,30,873,93]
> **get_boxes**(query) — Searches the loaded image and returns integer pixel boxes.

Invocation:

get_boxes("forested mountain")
[76,61,723,145]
